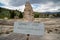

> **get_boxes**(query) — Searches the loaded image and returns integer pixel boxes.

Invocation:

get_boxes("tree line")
[0,7,60,19]
[0,7,23,19]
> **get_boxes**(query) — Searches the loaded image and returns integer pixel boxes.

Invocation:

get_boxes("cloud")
[51,0,60,3]
[0,0,10,5]
[1,5,25,12]
[9,0,60,6]
[0,3,5,6]
[0,0,60,12]
[0,0,60,7]
[9,0,26,6]
[32,2,60,12]
[9,0,49,6]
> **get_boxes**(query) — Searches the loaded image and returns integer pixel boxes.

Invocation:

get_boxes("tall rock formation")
[23,1,34,21]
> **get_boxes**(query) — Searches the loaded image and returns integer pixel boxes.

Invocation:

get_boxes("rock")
[23,1,34,21]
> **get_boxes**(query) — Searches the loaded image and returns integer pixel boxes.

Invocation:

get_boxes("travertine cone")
[23,1,34,22]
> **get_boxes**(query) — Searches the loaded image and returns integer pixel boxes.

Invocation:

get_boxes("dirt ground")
[0,18,60,40]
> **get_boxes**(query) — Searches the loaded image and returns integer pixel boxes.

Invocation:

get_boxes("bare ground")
[0,18,60,40]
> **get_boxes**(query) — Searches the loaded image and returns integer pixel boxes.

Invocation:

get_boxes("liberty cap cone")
[23,0,34,22]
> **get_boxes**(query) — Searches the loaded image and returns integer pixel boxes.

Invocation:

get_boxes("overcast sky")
[0,0,60,12]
